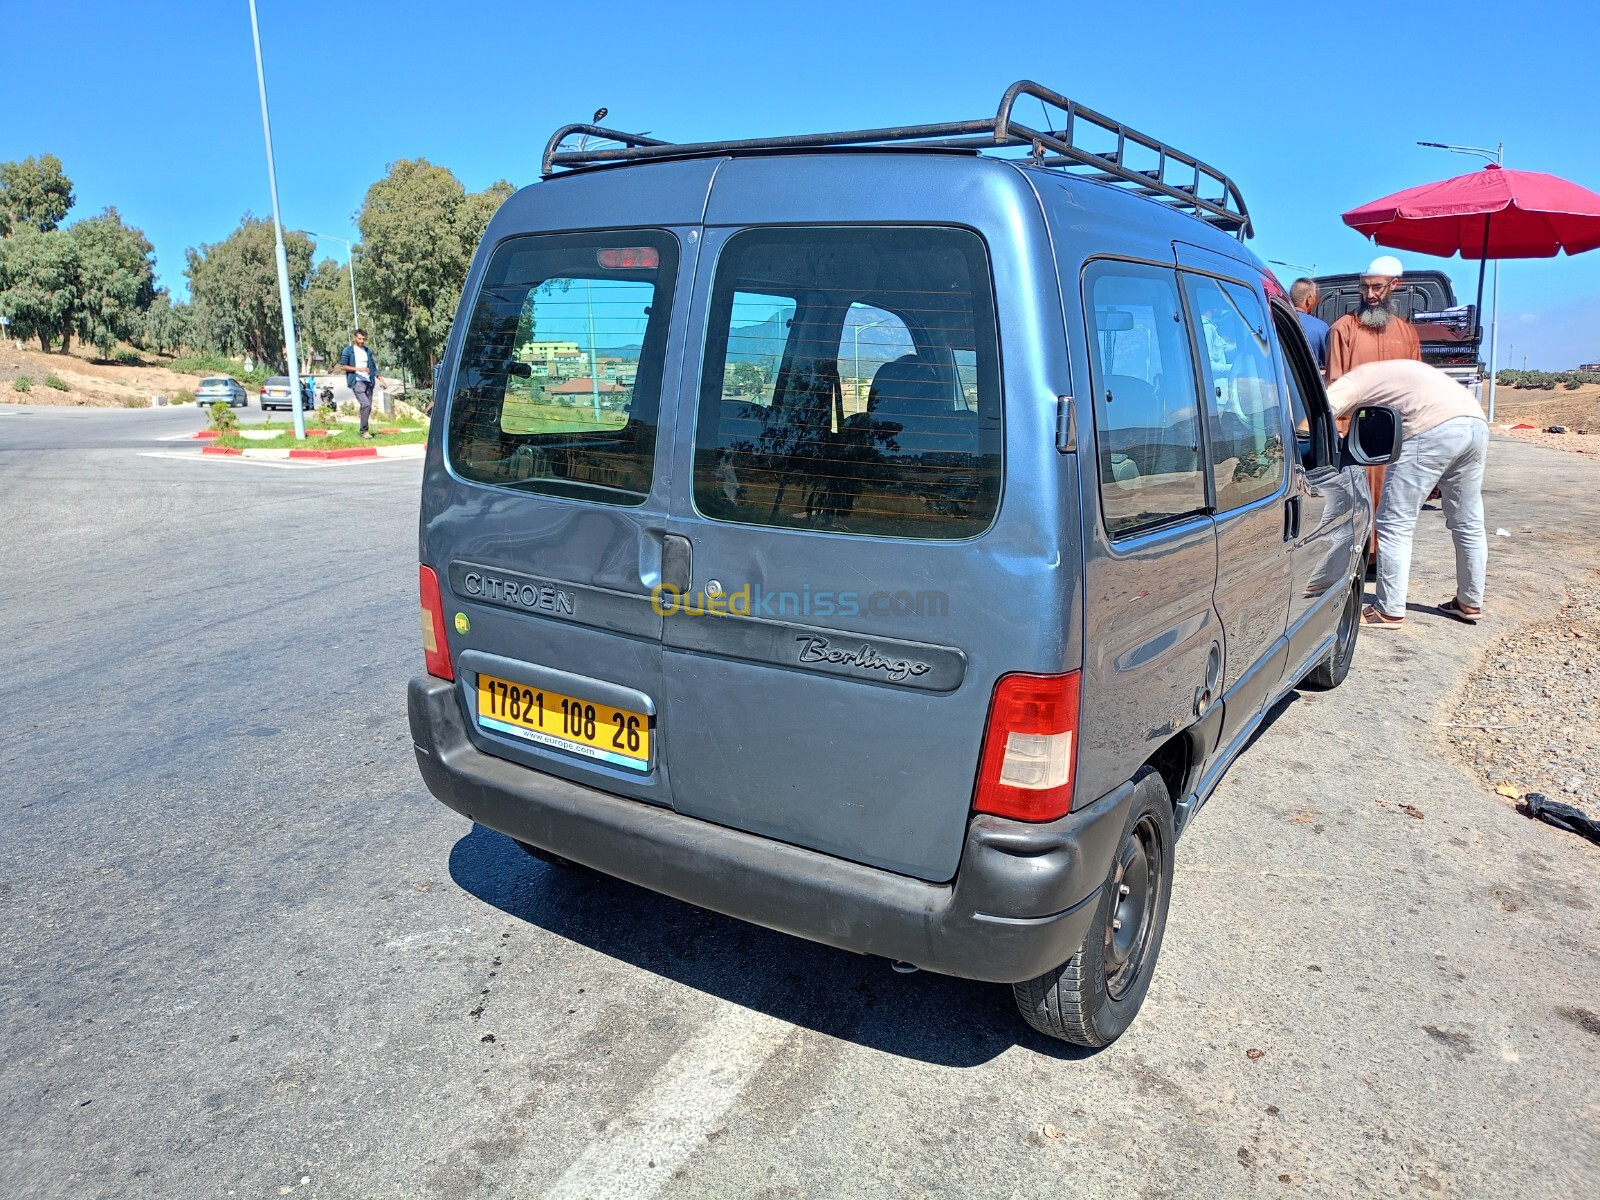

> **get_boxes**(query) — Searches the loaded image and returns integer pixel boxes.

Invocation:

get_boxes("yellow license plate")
[475,673,650,771]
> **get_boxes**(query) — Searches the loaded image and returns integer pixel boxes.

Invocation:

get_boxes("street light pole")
[1268,258,1316,279]
[1417,140,1504,421]
[310,232,360,333]
[852,316,890,412]
[248,0,305,440]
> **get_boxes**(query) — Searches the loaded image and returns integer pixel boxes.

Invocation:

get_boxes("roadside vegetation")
[1497,369,1600,391]
[1,151,509,396]
[209,427,428,451]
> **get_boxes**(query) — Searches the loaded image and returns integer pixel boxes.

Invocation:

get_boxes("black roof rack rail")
[540,80,1252,239]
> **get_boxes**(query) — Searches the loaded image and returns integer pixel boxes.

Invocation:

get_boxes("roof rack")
[540,80,1252,239]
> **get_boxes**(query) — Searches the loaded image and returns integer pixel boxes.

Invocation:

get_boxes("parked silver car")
[195,376,248,408]
[260,376,313,411]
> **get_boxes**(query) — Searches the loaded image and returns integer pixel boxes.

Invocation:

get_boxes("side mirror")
[1342,404,1402,467]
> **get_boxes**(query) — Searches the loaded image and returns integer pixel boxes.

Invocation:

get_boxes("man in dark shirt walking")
[1290,277,1330,374]
[339,329,385,439]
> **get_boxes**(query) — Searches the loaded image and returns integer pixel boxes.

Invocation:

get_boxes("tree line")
[1495,368,1600,391]
[0,154,513,381]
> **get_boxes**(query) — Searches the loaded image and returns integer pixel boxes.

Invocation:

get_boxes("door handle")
[662,534,693,593]
[1284,496,1301,542]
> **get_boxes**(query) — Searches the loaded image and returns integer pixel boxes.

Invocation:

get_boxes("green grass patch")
[502,398,627,435]
[172,388,195,405]
[11,375,31,393]
[44,374,69,391]
[170,354,272,388]
[210,428,429,451]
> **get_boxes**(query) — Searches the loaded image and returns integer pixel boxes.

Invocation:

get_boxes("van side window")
[693,226,1001,539]
[1082,261,1206,537]
[445,230,679,506]
[1271,307,1334,472]
[1182,274,1286,511]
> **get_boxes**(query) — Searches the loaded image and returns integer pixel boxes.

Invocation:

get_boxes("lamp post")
[1268,258,1316,279]
[851,316,890,412]
[247,0,305,440]
[309,231,360,333]
[1417,140,1504,420]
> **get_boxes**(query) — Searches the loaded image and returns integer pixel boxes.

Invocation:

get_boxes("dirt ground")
[0,342,210,407]
[1493,382,1600,459]
[1449,575,1600,816]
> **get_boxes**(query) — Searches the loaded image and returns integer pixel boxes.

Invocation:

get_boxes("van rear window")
[693,226,1001,540]
[446,230,679,505]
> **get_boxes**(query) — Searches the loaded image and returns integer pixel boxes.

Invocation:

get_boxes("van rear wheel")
[1013,768,1174,1047]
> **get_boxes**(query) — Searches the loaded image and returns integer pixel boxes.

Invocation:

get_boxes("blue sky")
[4,0,1595,368]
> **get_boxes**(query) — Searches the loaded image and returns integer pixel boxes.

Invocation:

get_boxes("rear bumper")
[409,676,1135,984]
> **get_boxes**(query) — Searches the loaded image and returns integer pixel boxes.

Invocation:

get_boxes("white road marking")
[543,1004,791,1200]
[138,451,316,470]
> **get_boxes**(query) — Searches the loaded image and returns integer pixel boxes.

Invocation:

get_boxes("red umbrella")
[1343,163,1600,420]
[1342,164,1600,259]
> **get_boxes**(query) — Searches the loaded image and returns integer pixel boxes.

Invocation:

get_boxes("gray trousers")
[351,379,374,431]
[1374,416,1488,618]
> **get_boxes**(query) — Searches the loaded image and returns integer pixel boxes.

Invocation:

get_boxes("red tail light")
[419,564,454,681]
[974,671,1081,821]
[597,247,659,269]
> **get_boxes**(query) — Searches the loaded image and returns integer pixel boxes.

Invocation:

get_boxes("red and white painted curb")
[201,443,424,461]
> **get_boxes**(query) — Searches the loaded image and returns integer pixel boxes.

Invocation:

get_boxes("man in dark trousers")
[339,329,385,438]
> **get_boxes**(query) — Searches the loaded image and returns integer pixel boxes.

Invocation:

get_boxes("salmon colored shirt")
[1326,359,1487,440]
[1325,312,1422,382]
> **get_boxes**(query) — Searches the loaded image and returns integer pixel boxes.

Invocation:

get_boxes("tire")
[1013,768,1175,1047]
[1302,571,1362,691]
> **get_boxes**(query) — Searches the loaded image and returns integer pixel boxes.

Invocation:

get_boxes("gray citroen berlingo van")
[409,82,1399,1046]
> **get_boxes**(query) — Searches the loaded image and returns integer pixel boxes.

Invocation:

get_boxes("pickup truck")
[1314,269,1483,389]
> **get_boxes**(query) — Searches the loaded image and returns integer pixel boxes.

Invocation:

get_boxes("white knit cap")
[1364,254,1404,278]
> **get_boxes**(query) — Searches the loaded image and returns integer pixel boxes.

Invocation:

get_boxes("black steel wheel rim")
[1104,813,1164,1001]
[1335,577,1360,663]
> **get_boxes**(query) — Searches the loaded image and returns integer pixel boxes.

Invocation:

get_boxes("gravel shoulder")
[1449,578,1600,816]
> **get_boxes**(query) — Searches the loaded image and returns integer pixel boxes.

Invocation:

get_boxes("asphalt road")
[2,403,1597,1199]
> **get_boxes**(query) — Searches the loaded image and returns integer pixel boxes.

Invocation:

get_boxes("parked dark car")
[408,81,1400,1047]
[1314,269,1482,386]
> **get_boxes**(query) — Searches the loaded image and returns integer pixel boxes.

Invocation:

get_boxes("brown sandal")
[1439,598,1482,624]
[1361,605,1405,629]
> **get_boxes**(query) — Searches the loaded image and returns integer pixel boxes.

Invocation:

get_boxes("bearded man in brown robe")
[1327,255,1422,382]
[1327,255,1423,561]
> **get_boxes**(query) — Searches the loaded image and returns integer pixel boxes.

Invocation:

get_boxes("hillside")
[1494,382,1600,459]
[1,343,215,407]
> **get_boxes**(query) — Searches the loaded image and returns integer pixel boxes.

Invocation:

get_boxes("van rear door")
[431,225,690,806]
[657,220,1009,883]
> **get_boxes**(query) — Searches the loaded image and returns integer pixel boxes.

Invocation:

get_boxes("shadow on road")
[448,822,1100,1067]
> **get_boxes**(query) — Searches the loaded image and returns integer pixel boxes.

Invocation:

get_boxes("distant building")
[518,340,582,363]
[1579,361,1600,372]
[547,377,627,396]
